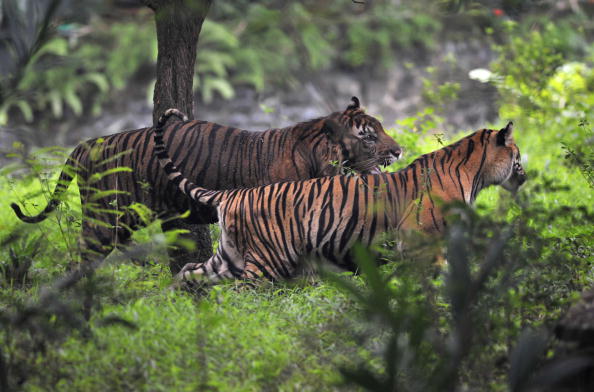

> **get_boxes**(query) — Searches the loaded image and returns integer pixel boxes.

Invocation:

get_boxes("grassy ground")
[1,106,593,390]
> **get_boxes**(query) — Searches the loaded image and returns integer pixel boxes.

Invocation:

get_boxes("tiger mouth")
[352,152,402,175]
[368,152,403,174]
[368,161,392,174]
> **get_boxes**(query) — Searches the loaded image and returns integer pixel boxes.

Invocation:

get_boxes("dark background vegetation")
[1,0,593,390]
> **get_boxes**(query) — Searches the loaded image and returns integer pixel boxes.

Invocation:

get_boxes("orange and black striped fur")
[154,114,526,283]
[11,98,401,269]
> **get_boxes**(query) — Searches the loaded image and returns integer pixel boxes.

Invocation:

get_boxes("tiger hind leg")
[174,252,237,285]
[239,252,298,281]
[161,218,213,275]
[77,218,134,266]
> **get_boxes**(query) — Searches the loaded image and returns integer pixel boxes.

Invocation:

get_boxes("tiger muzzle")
[381,147,403,167]
[515,162,527,186]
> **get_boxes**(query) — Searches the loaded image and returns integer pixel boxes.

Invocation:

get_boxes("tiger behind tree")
[11,97,401,272]
[153,110,526,283]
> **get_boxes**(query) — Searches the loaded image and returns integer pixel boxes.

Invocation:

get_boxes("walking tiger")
[154,109,526,283]
[11,97,401,272]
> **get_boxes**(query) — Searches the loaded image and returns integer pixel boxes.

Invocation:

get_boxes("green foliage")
[194,20,241,103]
[0,233,41,289]
[1,0,451,123]
[421,62,461,114]
[383,107,445,172]
[490,20,592,122]
[48,282,359,391]
[562,120,594,188]
[1,3,593,390]
[344,3,440,68]
[2,147,82,269]
[0,18,155,125]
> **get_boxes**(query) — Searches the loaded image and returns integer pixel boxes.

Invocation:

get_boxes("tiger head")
[483,121,527,194]
[324,97,403,174]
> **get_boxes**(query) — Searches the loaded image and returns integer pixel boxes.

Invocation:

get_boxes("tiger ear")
[497,121,514,146]
[346,96,361,111]
[322,119,349,143]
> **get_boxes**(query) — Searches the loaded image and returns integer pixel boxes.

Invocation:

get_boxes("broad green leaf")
[85,73,110,93]
[14,100,34,122]
[49,90,63,118]
[64,86,83,116]
[202,77,234,103]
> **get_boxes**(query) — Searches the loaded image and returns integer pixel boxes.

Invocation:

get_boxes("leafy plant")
[0,18,152,126]
[0,234,42,289]
[490,20,591,121]
[562,119,594,189]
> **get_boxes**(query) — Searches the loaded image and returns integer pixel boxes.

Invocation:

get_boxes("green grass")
[53,281,362,391]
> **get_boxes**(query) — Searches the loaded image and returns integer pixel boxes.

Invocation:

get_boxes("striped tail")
[11,154,78,223]
[153,108,224,207]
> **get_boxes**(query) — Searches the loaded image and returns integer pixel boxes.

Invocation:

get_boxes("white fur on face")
[501,158,526,193]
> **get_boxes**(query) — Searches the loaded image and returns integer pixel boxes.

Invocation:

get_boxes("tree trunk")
[143,0,213,123]
[142,0,214,271]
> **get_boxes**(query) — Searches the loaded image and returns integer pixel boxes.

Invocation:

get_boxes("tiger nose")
[391,148,403,160]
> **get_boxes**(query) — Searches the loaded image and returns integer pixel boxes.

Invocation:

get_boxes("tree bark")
[143,0,213,123]
[142,0,214,271]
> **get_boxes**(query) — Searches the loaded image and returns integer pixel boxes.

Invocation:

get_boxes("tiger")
[153,111,526,283]
[10,97,402,272]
